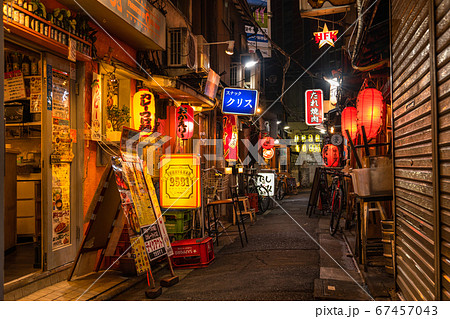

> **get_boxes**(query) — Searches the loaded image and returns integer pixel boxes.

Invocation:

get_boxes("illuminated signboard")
[222,87,259,115]
[133,90,155,132]
[313,23,338,49]
[305,89,323,126]
[159,154,201,209]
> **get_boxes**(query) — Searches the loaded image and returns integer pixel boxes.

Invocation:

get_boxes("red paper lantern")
[322,144,340,167]
[356,88,383,140]
[341,106,357,141]
[176,104,194,139]
[261,136,275,150]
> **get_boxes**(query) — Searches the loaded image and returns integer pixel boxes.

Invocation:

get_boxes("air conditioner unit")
[167,28,197,70]
[196,35,210,73]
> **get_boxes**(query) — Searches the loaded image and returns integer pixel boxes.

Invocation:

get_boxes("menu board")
[51,68,73,163]
[52,163,71,250]
[129,236,151,275]
[4,70,26,101]
[30,76,42,113]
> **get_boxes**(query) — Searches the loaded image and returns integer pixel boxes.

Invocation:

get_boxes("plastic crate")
[170,237,215,269]
[168,230,192,242]
[164,211,192,233]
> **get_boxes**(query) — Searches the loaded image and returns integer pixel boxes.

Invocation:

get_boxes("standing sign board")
[222,88,259,116]
[113,127,173,275]
[159,154,201,209]
[305,89,323,126]
[256,172,275,196]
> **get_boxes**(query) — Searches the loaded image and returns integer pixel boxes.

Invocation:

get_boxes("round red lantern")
[322,144,340,167]
[356,88,383,140]
[341,106,357,141]
[263,148,274,159]
[176,104,194,139]
[261,136,275,150]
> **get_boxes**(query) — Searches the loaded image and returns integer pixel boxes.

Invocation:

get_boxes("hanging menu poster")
[51,69,73,163]
[52,163,71,250]
[4,70,26,102]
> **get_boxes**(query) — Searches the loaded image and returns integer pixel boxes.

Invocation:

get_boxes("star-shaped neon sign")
[313,24,338,49]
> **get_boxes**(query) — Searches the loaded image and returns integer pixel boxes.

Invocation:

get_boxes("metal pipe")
[0,12,5,301]
[429,0,441,301]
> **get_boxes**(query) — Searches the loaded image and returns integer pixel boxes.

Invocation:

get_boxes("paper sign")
[4,71,26,101]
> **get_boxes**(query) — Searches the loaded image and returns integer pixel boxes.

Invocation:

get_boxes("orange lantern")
[176,104,194,139]
[356,88,383,140]
[261,136,275,150]
[322,144,340,167]
[341,106,357,141]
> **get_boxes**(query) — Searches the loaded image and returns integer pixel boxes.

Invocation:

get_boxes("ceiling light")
[277,120,282,124]
[324,77,339,87]
[245,60,258,68]
[284,126,290,130]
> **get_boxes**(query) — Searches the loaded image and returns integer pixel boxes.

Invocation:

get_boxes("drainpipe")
[1,13,5,301]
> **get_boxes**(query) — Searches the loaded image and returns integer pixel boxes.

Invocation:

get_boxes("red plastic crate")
[170,237,215,268]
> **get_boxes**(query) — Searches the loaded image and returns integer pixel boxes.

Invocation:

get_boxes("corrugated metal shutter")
[436,0,450,301]
[391,0,436,300]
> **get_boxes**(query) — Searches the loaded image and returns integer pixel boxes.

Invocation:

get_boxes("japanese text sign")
[223,115,238,162]
[222,88,259,116]
[133,90,155,132]
[159,154,201,209]
[176,104,194,139]
[256,172,275,197]
[91,73,102,141]
[305,89,323,126]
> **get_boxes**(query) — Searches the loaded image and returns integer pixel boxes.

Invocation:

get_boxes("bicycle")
[275,173,287,200]
[242,169,271,214]
[326,169,350,236]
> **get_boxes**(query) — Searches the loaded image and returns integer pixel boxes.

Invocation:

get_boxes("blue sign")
[222,88,259,116]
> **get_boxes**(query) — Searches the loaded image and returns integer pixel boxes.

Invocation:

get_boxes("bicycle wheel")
[329,187,343,236]
[255,185,270,214]
[276,180,287,200]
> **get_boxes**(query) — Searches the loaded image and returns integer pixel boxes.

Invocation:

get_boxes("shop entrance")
[4,41,43,282]
[3,46,82,282]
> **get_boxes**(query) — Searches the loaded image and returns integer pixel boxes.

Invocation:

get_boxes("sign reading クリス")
[222,88,259,116]
[305,89,323,126]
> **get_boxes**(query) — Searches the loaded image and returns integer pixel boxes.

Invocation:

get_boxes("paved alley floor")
[113,191,373,301]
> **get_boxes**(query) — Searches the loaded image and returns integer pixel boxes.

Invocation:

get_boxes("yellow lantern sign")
[133,89,156,131]
[159,154,201,209]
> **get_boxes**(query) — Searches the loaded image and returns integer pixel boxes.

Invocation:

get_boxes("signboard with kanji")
[313,23,338,49]
[305,89,323,126]
[222,88,259,116]
[159,154,201,209]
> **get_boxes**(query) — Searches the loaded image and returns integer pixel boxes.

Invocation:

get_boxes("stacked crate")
[163,210,192,242]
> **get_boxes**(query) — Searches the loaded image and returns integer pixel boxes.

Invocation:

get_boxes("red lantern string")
[341,106,357,141]
[356,88,383,140]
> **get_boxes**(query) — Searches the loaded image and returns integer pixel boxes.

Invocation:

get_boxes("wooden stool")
[233,197,256,225]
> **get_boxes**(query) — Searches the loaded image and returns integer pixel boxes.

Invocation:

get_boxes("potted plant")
[106,102,130,142]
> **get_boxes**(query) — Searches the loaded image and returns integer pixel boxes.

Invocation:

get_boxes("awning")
[57,0,166,50]
[143,76,216,109]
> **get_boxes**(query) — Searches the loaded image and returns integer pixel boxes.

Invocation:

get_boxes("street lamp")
[202,40,235,55]
[245,60,258,68]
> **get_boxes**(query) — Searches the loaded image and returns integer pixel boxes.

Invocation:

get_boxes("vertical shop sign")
[52,163,71,250]
[305,89,323,126]
[223,115,238,162]
[133,90,155,132]
[245,0,271,57]
[91,73,102,141]
[159,154,201,209]
[68,37,76,62]
[47,65,52,110]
